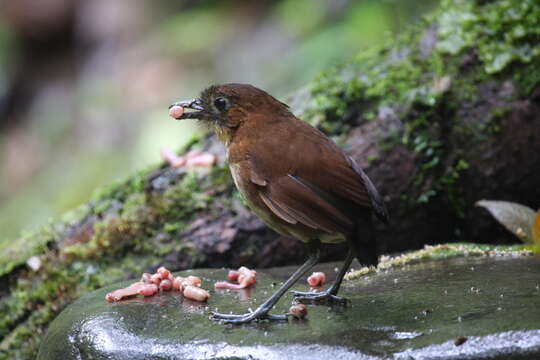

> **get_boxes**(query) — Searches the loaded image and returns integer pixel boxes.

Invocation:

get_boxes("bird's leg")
[292,248,355,305]
[211,242,321,324]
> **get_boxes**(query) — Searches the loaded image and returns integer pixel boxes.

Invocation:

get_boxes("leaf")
[476,200,536,244]
[533,210,540,247]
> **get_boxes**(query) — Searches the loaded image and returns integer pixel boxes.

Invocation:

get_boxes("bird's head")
[169,83,290,143]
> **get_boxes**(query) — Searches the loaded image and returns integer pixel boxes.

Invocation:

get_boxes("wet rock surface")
[38,256,540,360]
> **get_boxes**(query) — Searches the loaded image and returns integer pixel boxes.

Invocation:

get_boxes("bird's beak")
[168,98,204,120]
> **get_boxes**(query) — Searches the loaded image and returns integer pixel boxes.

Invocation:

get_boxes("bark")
[1,0,539,357]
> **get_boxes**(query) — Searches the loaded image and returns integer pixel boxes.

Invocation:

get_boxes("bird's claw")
[291,290,348,305]
[210,311,288,324]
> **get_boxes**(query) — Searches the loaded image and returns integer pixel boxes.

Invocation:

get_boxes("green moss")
[481,105,513,135]
[90,167,153,215]
[300,0,539,218]
[63,166,224,261]
[345,242,533,281]
[437,0,540,74]
[306,0,540,120]
[0,229,52,277]
[0,255,89,356]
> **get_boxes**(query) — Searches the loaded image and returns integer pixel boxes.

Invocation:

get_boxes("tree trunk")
[1,0,539,357]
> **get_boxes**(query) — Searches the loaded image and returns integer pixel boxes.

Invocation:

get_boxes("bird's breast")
[228,162,245,193]
[228,162,274,225]
[228,161,259,210]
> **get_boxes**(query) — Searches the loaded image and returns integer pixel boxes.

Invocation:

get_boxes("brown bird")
[170,84,388,323]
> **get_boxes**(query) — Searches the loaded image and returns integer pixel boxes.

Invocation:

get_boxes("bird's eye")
[214,97,228,111]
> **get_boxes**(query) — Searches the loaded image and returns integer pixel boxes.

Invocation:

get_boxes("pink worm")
[150,273,162,285]
[228,270,240,281]
[160,279,172,291]
[307,272,326,287]
[172,277,184,291]
[215,266,257,289]
[183,285,210,302]
[105,281,145,302]
[169,105,184,119]
[288,304,308,319]
[139,283,159,297]
[160,147,186,168]
[186,153,216,167]
[157,266,171,279]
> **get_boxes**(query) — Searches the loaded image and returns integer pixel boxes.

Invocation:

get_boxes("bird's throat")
[214,123,234,146]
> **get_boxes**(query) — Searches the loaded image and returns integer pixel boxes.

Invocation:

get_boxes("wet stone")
[38,256,540,360]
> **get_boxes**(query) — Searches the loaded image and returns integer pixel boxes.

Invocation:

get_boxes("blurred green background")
[0,0,438,243]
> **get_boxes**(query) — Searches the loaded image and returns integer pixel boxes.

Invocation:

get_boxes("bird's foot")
[210,309,287,324]
[291,289,348,305]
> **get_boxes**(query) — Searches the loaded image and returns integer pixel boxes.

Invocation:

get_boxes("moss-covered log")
[1,0,539,358]
[297,0,540,254]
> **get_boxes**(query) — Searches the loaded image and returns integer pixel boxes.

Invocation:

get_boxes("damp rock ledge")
[38,256,540,360]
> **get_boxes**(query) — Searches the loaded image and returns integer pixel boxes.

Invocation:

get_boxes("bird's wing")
[257,174,354,234]
[247,118,386,234]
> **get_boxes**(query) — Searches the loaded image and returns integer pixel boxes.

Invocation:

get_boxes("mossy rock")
[38,255,540,359]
